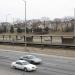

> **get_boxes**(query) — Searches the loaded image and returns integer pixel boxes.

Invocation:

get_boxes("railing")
[0,35,75,47]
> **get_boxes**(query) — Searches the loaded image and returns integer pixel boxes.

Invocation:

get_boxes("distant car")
[11,60,37,71]
[19,55,42,64]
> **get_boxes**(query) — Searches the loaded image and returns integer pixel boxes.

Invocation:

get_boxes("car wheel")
[31,61,34,64]
[24,67,27,72]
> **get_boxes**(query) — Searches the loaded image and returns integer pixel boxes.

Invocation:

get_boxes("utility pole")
[5,13,11,33]
[22,0,27,51]
[74,8,75,36]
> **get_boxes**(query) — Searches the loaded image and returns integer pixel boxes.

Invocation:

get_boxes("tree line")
[0,17,74,34]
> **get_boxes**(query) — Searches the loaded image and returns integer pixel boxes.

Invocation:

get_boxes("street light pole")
[6,14,11,22]
[5,13,11,33]
[22,0,27,51]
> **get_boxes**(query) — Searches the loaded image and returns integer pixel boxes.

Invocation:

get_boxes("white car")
[11,60,37,71]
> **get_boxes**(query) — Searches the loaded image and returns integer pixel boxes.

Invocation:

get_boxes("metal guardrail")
[0,35,75,47]
[0,40,75,48]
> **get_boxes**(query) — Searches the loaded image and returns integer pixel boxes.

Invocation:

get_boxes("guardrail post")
[61,36,63,44]
[40,36,42,43]
[51,36,52,44]
[3,35,4,40]
[9,35,11,40]
[24,36,25,42]
[32,36,33,42]
[16,35,18,40]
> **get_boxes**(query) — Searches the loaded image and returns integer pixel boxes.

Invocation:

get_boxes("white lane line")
[0,49,75,60]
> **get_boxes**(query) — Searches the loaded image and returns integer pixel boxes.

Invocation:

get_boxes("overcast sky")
[0,0,75,22]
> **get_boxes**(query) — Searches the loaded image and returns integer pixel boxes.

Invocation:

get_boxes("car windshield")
[28,55,36,59]
[22,61,30,65]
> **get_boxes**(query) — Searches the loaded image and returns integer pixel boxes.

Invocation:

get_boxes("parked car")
[11,60,37,71]
[19,55,42,64]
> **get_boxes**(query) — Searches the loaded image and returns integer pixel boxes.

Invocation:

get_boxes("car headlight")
[26,67,32,70]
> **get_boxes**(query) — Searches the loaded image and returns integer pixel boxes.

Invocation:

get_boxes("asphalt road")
[0,50,75,75]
